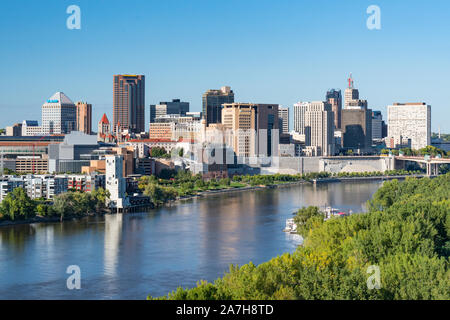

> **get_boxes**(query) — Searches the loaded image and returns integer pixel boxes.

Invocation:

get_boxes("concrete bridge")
[395,156,450,176]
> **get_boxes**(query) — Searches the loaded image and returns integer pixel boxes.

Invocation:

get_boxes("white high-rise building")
[105,155,129,210]
[387,102,431,150]
[42,92,77,135]
[293,102,309,134]
[278,107,289,134]
[294,101,335,156]
[304,101,335,156]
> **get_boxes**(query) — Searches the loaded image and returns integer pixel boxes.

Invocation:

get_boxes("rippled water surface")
[0,181,382,299]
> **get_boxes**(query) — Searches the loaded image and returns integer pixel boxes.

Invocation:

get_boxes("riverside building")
[387,102,431,150]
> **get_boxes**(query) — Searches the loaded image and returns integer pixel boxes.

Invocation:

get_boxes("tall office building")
[293,102,309,134]
[278,107,289,134]
[42,92,77,135]
[202,86,234,125]
[387,102,431,150]
[113,74,145,133]
[149,99,189,123]
[304,101,335,156]
[371,111,383,141]
[326,89,342,129]
[341,108,373,152]
[221,103,279,157]
[76,101,92,134]
[344,74,367,109]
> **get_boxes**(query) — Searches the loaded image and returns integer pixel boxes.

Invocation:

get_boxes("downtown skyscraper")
[221,103,279,158]
[42,92,77,135]
[344,74,367,109]
[326,89,342,130]
[113,75,145,133]
[294,101,334,156]
[202,86,234,125]
[278,107,289,134]
[76,101,92,134]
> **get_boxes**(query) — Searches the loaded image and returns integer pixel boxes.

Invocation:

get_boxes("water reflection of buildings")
[104,214,123,276]
[301,181,381,212]
[34,224,55,247]
[197,193,253,263]
[196,190,281,269]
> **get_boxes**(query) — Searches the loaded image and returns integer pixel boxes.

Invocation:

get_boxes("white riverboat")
[283,218,297,234]
[322,206,352,220]
[284,207,352,234]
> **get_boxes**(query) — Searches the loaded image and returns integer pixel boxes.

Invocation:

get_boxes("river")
[0,180,383,299]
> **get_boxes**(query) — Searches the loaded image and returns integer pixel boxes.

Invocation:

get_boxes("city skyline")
[1,0,449,132]
[1,0,450,305]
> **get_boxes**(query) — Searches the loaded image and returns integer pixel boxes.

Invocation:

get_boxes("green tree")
[36,203,48,216]
[91,187,110,212]
[0,188,36,221]
[293,206,324,237]
[150,147,170,158]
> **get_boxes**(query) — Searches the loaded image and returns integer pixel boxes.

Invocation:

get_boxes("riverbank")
[0,212,106,227]
[175,180,308,202]
[0,173,423,228]
[175,174,428,202]
[312,174,429,183]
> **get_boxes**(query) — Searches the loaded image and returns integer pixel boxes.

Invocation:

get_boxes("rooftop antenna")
[348,73,354,89]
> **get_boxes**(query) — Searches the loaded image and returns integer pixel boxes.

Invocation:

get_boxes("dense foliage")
[0,188,110,221]
[151,174,450,300]
[150,146,170,158]
[381,145,448,158]
[1,168,18,175]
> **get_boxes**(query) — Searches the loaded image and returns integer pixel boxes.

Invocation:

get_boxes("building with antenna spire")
[341,74,372,153]
[344,73,367,109]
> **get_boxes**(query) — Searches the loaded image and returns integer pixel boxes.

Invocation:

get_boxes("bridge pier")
[426,163,439,176]
[395,156,449,177]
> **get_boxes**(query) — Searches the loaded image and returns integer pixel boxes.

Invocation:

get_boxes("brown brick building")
[113,75,145,133]
[76,102,92,134]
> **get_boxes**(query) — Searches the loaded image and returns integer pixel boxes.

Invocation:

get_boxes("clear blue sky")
[0,0,449,132]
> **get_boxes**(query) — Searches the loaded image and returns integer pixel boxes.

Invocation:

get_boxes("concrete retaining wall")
[264,156,395,174]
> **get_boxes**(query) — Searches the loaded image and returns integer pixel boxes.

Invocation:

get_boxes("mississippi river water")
[0,180,383,299]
